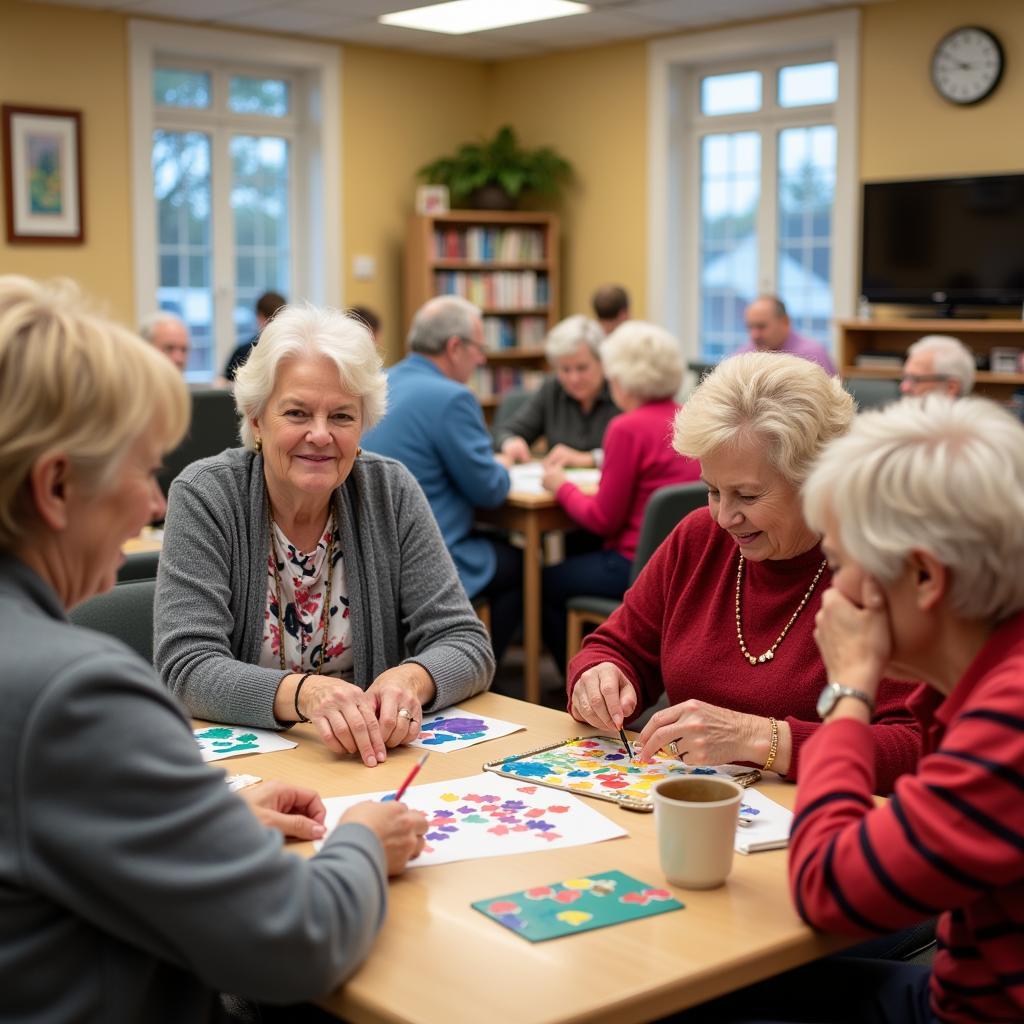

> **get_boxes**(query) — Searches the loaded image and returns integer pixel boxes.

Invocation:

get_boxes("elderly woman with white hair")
[0,277,428,1020]
[569,352,921,792]
[155,304,494,768]
[539,321,700,670]
[495,313,620,469]
[900,333,976,398]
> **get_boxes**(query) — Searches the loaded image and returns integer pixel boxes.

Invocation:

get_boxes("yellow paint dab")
[556,910,592,927]
[439,792,459,802]
[563,878,593,890]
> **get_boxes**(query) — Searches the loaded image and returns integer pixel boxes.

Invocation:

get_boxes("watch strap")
[826,683,875,717]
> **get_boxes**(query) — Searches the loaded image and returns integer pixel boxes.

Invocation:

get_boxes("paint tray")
[483,736,760,813]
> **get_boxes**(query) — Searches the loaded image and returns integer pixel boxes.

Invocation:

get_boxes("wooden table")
[477,491,576,705]
[234,693,849,1023]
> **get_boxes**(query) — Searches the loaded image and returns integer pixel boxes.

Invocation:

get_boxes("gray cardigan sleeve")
[20,652,388,1003]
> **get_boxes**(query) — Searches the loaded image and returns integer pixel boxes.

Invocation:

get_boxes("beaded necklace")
[734,553,827,665]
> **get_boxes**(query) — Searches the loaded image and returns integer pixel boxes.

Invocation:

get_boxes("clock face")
[931,26,1004,105]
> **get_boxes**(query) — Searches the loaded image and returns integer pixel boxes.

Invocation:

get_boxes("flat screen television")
[861,173,1024,308]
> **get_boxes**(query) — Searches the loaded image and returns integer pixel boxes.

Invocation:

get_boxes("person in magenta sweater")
[540,321,701,670]
[568,353,920,792]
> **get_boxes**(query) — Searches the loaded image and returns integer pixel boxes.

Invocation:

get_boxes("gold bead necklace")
[734,553,826,666]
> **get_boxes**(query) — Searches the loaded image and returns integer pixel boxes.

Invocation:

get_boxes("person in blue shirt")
[363,296,521,664]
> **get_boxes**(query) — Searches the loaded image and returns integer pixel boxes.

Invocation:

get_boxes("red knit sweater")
[790,611,1024,1023]
[555,399,700,561]
[567,508,921,793]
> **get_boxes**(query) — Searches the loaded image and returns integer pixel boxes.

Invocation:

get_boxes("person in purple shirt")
[740,295,836,375]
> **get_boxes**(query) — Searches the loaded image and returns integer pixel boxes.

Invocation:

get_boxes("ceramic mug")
[652,776,743,889]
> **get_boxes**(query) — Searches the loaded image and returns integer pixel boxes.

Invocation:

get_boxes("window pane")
[701,71,762,116]
[699,131,760,361]
[776,124,836,346]
[152,130,213,376]
[153,68,211,109]
[229,76,290,116]
[231,134,291,346]
[778,61,838,108]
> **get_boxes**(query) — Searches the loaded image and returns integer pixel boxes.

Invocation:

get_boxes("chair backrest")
[69,579,157,664]
[158,388,240,496]
[844,376,900,411]
[629,481,709,584]
[117,548,159,583]
[491,388,533,445]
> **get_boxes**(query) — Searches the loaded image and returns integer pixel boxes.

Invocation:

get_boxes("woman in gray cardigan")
[155,303,494,767]
[0,276,427,1022]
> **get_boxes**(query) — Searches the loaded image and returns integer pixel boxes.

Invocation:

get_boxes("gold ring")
[397,707,414,721]
[668,741,679,756]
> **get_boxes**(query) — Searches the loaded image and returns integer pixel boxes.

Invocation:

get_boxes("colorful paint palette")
[484,736,760,812]
[473,870,684,942]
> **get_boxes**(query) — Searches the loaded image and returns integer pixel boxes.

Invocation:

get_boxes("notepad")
[735,787,792,854]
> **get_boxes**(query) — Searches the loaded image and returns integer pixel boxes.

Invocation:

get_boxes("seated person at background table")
[222,289,287,383]
[899,333,975,398]
[362,295,522,665]
[568,353,920,793]
[0,276,428,1022]
[494,314,620,470]
[739,294,836,376]
[139,310,191,374]
[693,396,1024,1024]
[156,302,493,767]
[540,321,701,672]
[591,282,631,335]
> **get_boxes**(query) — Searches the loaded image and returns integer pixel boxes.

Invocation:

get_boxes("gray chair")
[491,388,534,447]
[565,481,709,661]
[117,548,159,583]
[158,388,240,497]
[844,376,900,411]
[69,579,157,664]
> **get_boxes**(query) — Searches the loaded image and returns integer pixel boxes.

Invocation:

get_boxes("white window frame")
[647,10,859,364]
[129,21,341,373]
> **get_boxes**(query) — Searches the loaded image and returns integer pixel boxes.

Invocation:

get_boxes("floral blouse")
[259,517,354,679]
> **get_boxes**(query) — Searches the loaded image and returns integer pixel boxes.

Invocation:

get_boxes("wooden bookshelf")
[405,210,560,409]
[838,318,1024,401]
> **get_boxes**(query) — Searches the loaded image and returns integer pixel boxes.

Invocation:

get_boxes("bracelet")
[293,672,313,724]
[762,717,779,773]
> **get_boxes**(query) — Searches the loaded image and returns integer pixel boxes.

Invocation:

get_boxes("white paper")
[508,461,600,495]
[193,725,297,762]
[735,787,793,854]
[319,772,627,867]
[224,773,262,791]
[410,705,525,752]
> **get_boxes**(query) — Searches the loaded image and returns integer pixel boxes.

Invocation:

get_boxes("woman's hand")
[501,436,532,464]
[300,676,388,767]
[814,576,890,696]
[368,664,435,749]
[541,466,567,493]
[570,662,638,731]
[242,780,327,841]
[340,801,429,876]
[543,444,593,470]
[636,699,785,769]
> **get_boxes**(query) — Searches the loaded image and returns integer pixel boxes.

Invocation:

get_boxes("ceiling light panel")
[380,0,590,35]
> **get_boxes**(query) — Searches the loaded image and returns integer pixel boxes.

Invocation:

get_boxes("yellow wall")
[0,0,135,323]
[861,0,1024,180]
[487,41,648,321]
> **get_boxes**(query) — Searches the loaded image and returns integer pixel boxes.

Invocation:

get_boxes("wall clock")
[931,26,1004,105]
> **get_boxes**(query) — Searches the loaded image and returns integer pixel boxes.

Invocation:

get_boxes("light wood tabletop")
[223,692,849,1024]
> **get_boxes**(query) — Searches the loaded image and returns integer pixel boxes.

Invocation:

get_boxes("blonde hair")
[674,352,853,486]
[601,320,683,400]
[234,303,388,449]
[0,276,189,550]
[804,395,1024,623]
[544,314,604,362]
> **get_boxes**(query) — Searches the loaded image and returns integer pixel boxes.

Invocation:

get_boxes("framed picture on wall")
[2,105,84,244]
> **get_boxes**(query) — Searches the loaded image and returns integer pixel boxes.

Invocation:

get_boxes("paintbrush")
[618,726,633,760]
[391,751,430,803]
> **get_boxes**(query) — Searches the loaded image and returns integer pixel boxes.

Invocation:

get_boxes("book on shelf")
[854,352,905,369]
[434,270,550,309]
[433,226,546,263]
[482,315,548,351]
[467,366,547,402]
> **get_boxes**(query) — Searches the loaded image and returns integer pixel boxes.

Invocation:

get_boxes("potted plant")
[417,125,572,210]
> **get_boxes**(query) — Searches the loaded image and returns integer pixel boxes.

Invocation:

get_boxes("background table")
[228,693,849,1023]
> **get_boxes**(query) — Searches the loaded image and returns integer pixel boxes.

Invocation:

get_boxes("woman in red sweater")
[568,352,921,793]
[540,321,701,670]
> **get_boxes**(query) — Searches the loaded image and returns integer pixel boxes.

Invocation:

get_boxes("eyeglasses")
[900,373,951,386]
[458,335,488,357]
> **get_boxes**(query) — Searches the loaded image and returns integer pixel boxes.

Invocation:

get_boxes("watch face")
[932,27,1004,105]
[816,683,836,720]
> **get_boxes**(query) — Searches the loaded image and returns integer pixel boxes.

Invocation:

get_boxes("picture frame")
[2,105,84,244]
[416,183,449,216]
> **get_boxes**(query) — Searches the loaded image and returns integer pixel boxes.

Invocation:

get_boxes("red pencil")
[392,752,430,803]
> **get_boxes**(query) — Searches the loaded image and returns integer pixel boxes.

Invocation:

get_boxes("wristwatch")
[816,681,875,719]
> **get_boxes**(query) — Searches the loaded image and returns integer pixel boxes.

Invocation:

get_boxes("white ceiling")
[28,0,881,60]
